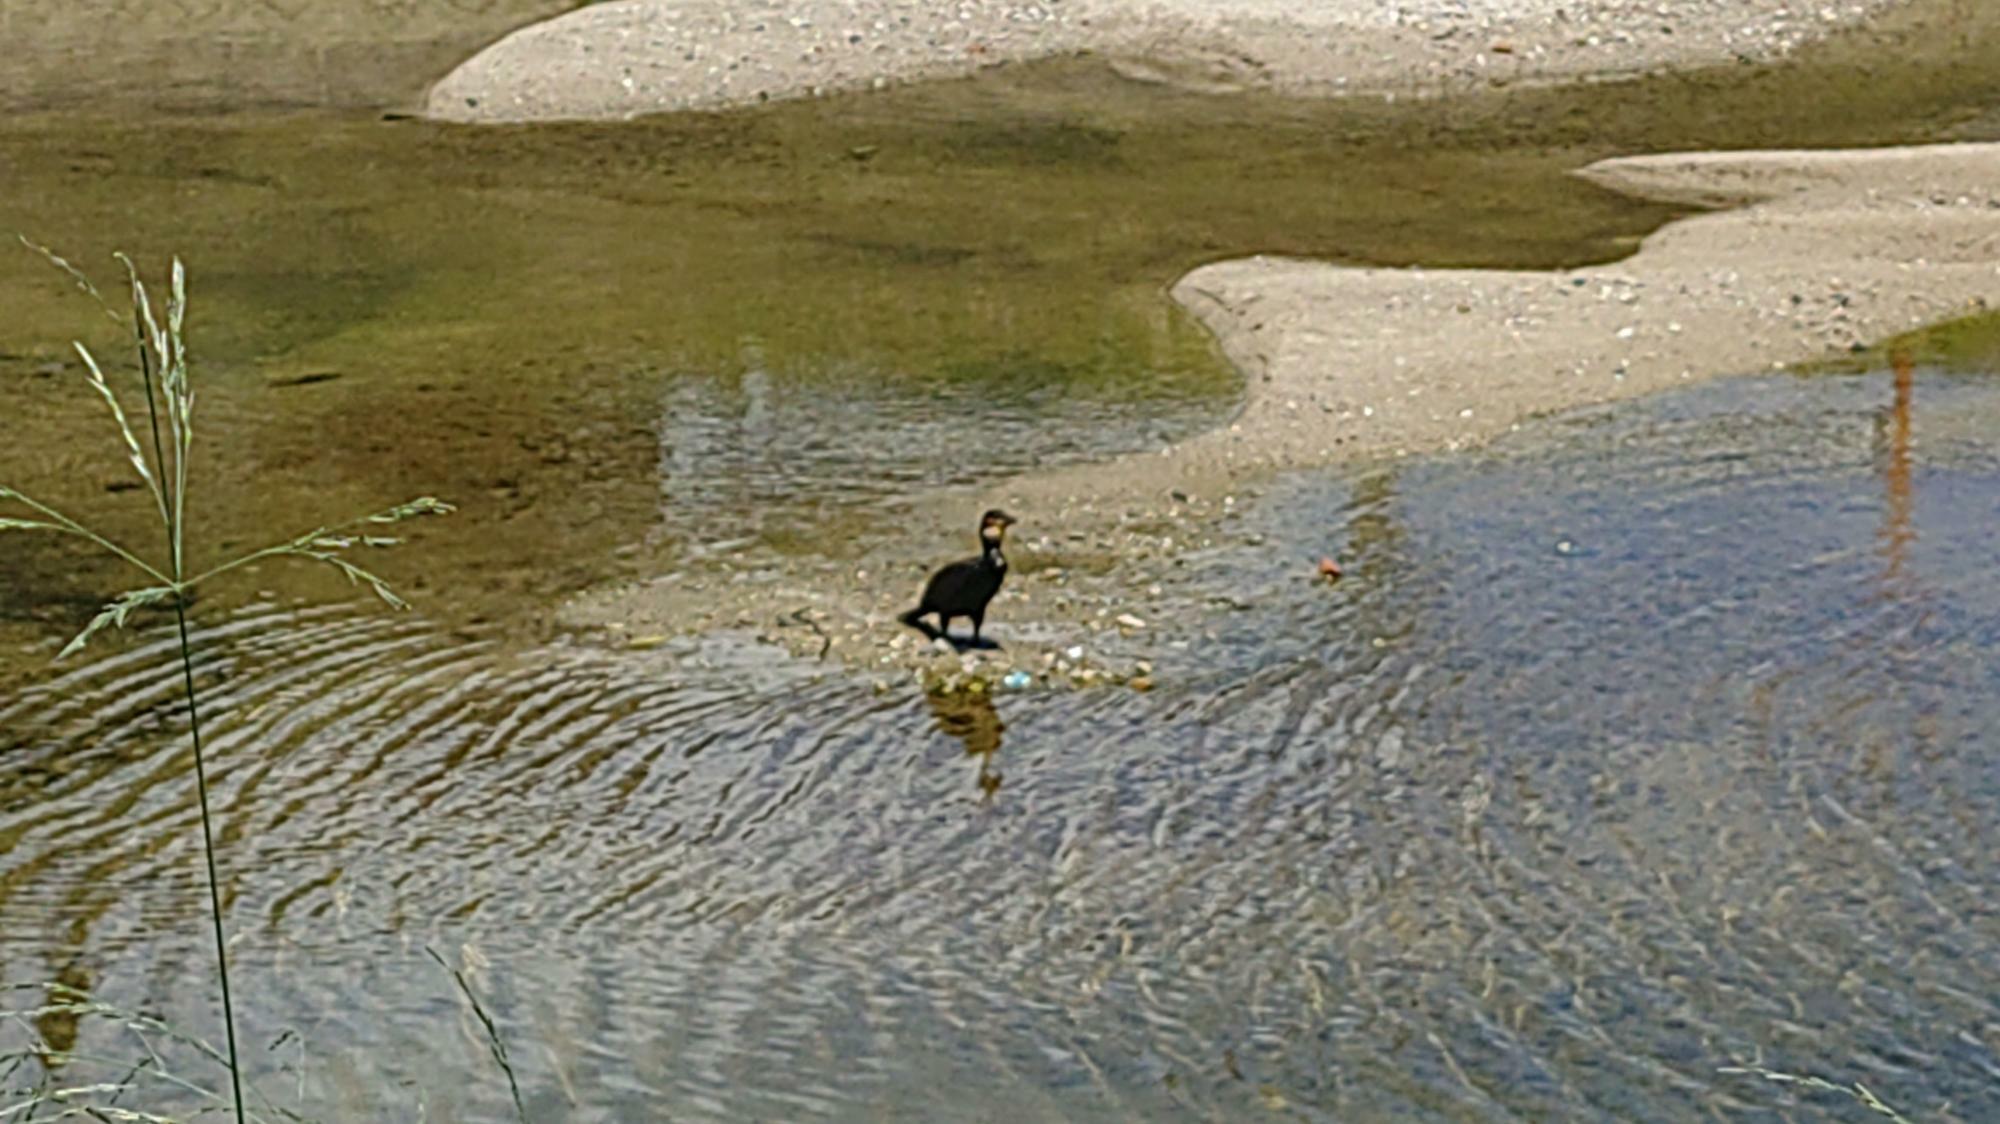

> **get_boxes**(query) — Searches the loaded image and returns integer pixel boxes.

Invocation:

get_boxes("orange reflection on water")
[1877,350,1917,593]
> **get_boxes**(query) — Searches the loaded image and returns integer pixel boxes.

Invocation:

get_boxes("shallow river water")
[4,363,1997,1121]
[9,12,2000,1119]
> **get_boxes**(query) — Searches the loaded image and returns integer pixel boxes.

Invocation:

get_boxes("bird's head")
[979,509,1017,544]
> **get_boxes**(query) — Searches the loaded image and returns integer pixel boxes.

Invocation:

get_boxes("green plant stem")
[179,502,428,589]
[8,249,449,1121]
[133,322,244,1124]
[180,542,301,590]
[0,492,170,585]
[425,947,527,1124]
[169,594,242,1124]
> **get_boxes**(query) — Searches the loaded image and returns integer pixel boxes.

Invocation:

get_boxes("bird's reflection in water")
[925,690,1006,799]
[28,958,93,1068]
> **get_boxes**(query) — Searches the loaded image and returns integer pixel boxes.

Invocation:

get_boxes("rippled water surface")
[4,364,1997,1120]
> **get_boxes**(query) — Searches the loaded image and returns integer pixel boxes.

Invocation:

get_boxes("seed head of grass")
[3,242,455,655]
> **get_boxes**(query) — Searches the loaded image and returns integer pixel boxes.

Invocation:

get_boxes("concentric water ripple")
[3,368,1999,1121]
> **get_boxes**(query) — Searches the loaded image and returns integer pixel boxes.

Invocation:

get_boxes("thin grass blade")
[287,551,412,611]
[59,586,176,659]
[162,260,193,513]
[115,254,168,371]
[71,342,169,525]
[367,497,457,524]
[16,235,123,326]
[424,948,527,1124]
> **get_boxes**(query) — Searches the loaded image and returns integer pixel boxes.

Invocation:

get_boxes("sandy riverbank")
[428,0,1921,122]
[558,138,2000,684]
[442,0,2000,689]
[451,0,2000,687]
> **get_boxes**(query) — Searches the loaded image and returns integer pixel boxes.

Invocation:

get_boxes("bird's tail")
[899,607,940,639]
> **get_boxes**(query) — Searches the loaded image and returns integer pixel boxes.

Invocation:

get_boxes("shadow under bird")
[900,509,1017,648]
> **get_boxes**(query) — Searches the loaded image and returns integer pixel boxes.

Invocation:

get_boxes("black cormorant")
[899,509,1016,646]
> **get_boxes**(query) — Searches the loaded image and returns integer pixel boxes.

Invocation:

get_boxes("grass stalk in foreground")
[2,240,453,1123]
[425,947,528,1123]
[1719,1064,1914,1122]
[1,982,312,1124]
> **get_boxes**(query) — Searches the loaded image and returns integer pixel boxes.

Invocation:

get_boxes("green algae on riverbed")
[1817,309,2000,373]
[5,1,2000,645]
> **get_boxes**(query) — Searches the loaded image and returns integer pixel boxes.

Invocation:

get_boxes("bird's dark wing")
[920,556,986,608]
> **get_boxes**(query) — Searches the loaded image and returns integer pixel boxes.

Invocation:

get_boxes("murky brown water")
[8,8,2000,1120]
